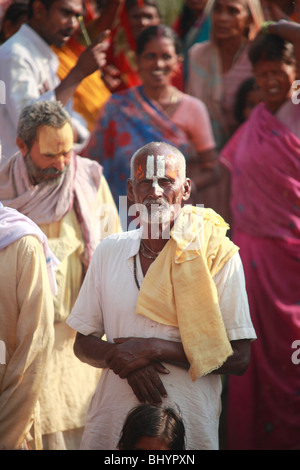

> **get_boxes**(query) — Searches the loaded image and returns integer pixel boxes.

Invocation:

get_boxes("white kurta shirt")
[0,24,88,162]
[67,229,256,450]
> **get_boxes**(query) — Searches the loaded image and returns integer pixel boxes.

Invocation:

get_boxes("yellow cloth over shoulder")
[52,44,111,131]
[136,206,239,381]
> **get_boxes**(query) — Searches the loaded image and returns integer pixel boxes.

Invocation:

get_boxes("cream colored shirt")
[0,236,54,450]
[37,177,122,436]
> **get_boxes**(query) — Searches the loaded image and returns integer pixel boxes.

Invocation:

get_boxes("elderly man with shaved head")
[67,141,256,450]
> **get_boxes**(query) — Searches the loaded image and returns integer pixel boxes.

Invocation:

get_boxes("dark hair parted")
[248,32,296,67]
[118,404,186,450]
[136,24,183,56]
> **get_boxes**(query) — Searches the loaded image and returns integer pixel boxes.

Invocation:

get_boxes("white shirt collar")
[19,24,58,63]
[126,228,143,259]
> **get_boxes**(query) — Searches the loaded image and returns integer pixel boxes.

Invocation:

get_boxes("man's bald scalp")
[130,142,186,182]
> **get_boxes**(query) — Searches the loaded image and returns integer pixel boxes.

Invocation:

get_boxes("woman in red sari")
[220,20,300,450]
[105,0,160,91]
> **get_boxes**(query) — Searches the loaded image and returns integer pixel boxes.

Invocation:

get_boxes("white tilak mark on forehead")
[156,155,165,178]
[146,155,154,179]
[146,154,166,179]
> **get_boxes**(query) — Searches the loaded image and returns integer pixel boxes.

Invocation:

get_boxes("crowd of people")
[0,0,299,451]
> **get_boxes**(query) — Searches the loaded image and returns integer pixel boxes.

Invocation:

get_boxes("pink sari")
[221,103,300,450]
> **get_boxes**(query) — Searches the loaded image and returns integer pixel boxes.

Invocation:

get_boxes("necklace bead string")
[133,255,140,290]
[140,240,161,260]
[134,241,164,290]
[134,240,162,290]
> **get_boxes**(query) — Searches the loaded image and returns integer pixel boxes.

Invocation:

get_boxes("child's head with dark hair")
[118,404,186,450]
[136,24,182,57]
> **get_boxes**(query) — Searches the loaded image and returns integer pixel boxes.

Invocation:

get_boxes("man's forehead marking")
[136,163,145,180]
[38,124,73,155]
[146,154,166,179]
[167,153,178,179]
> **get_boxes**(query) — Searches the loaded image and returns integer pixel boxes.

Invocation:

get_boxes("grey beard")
[25,153,69,185]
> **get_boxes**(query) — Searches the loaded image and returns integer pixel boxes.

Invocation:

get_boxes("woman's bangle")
[261,21,276,35]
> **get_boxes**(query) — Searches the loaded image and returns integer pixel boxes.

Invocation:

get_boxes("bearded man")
[0,100,121,449]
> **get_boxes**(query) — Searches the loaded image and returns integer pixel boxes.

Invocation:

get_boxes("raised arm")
[86,0,125,40]
[54,31,110,106]
[267,20,300,77]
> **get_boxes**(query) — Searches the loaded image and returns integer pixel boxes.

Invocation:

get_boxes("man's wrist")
[148,337,163,362]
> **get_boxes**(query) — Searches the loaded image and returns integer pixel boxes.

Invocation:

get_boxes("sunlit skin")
[17,123,74,185]
[127,5,160,39]
[212,0,250,41]
[253,59,297,113]
[30,0,84,48]
[132,436,171,450]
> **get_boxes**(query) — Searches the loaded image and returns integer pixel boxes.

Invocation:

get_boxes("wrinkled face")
[137,37,179,89]
[127,146,191,227]
[253,59,297,112]
[22,123,74,185]
[37,0,83,47]
[128,5,160,39]
[212,0,250,40]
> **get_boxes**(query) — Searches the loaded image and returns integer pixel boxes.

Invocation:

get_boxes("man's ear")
[16,137,28,157]
[127,178,135,202]
[182,178,192,201]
